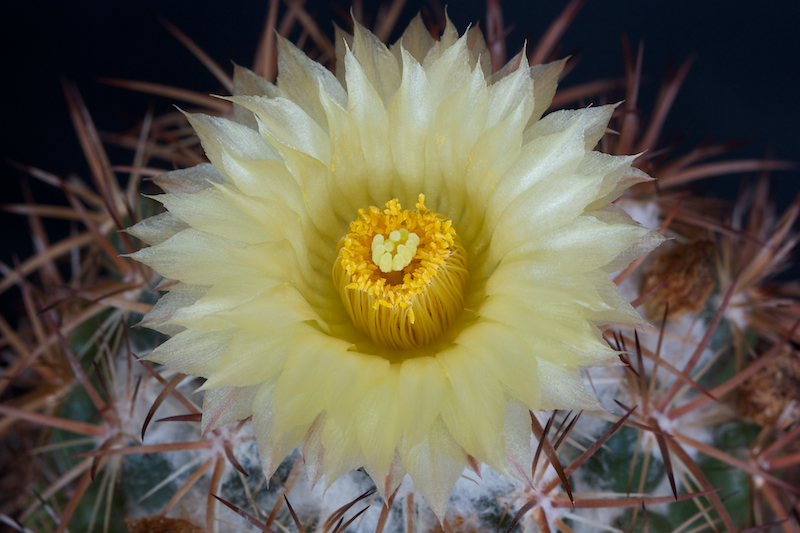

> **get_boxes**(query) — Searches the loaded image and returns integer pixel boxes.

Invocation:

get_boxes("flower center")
[333,195,468,350]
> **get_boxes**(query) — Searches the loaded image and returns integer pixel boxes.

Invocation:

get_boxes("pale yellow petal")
[127,212,188,246]
[272,334,351,434]
[232,63,280,128]
[427,63,488,214]
[154,188,271,245]
[324,351,389,428]
[364,450,406,500]
[146,328,234,378]
[536,359,604,411]
[398,356,448,446]
[422,13,460,70]
[137,282,208,336]
[437,347,505,464]
[213,283,328,333]
[200,325,308,389]
[302,412,326,488]
[388,48,431,201]
[356,365,403,483]
[528,58,567,125]
[276,35,347,130]
[344,50,395,204]
[502,398,534,486]
[391,13,435,66]
[322,416,366,485]
[465,25,492,80]
[151,163,226,194]
[167,274,279,331]
[399,417,468,523]
[228,95,330,164]
[453,322,541,409]
[186,112,281,168]
[318,79,371,213]
[252,379,310,480]
[352,19,401,107]
[333,24,354,89]
[478,297,617,366]
[129,229,260,286]
[201,384,259,434]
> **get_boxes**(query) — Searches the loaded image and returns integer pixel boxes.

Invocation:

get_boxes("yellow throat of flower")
[333,195,468,351]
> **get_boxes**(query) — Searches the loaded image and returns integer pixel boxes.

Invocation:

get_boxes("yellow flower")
[129,15,662,520]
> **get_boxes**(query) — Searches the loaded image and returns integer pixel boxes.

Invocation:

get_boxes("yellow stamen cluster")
[333,195,468,350]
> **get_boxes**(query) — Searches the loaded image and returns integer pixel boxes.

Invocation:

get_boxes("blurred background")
[1,0,798,320]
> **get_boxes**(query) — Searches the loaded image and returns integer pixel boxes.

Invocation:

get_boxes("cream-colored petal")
[151,163,226,194]
[427,63,488,215]
[154,188,271,245]
[364,450,406,500]
[324,351,389,428]
[587,165,652,210]
[232,63,280,128]
[523,104,617,150]
[200,325,308,389]
[167,274,278,332]
[398,356,448,447]
[459,88,531,241]
[272,334,352,435]
[502,398,534,486]
[528,58,567,125]
[213,283,328,333]
[465,25,491,80]
[424,29,472,104]
[276,35,347,130]
[129,229,260,286]
[536,358,604,411]
[591,205,665,273]
[318,79,371,213]
[302,412,326,488]
[482,171,602,274]
[485,262,616,313]
[127,212,188,246]
[391,13,435,66]
[352,20,401,107]
[437,347,505,464]
[186,112,281,169]
[228,95,330,164]
[233,63,280,98]
[201,384,259,434]
[321,415,366,485]
[490,49,526,84]
[137,282,208,336]
[213,182,333,271]
[226,241,336,306]
[278,143,351,240]
[344,50,395,204]
[388,48,432,202]
[333,24,354,89]
[252,379,310,480]
[422,13,460,69]
[486,54,532,129]
[500,211,660,273]
[453,322,540,409]
[483,107,601,235]
[478,297,617,366]
[216,151,335,245]
[356,365,403,483]
[146,328,234,378]
[399,417,467,523]
[582,269,646,326]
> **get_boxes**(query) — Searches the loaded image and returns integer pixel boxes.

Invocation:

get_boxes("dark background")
[1,0,799,319]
